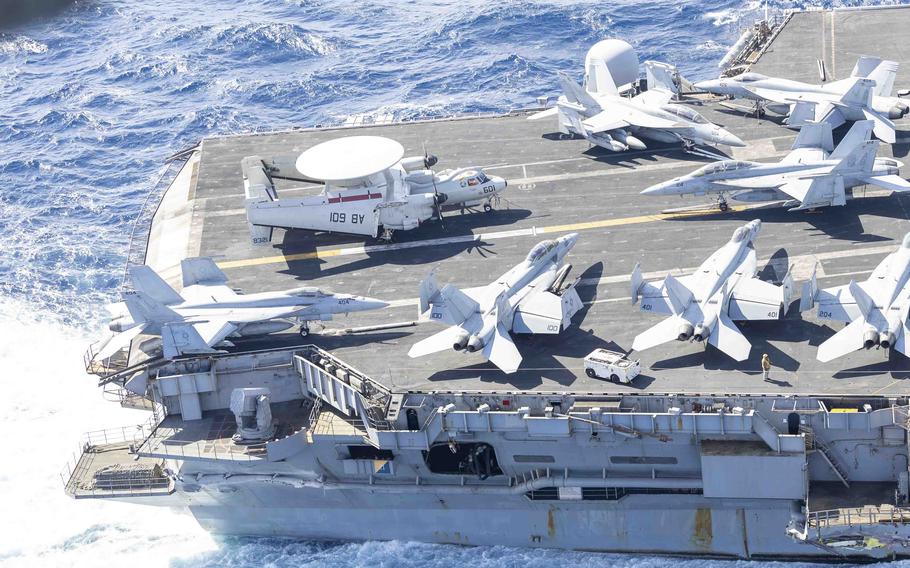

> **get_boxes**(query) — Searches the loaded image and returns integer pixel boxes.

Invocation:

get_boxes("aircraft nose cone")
[357,296,389,310]
[694,79,719,93]
[561,232,579,248]
[720,129,746,147]
[641,181,674,196]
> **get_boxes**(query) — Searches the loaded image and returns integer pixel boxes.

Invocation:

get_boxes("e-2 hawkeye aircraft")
[801,232,910,362]
[695,56,909,143]
[631,220,793,361]
[243,136,507,243]
[641,120,909,211]
[97,257,388,360]
[529,41,744,153]
[408,234,583,374]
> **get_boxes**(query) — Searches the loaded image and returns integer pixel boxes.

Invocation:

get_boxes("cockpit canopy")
[526,240,557,262]
[288,286,328,298]
[660,105,708,124]
[455,170,490,187]
[691,160,757,178]
[735,72,769,83]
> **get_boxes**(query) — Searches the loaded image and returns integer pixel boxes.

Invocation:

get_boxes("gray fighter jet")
[641,120,909,210]
[529,62,745,152]
[695,56,909,143]
[801,233,910,362]
[97,258,388,360]
[631,220,793,361]
[408,234,584,374]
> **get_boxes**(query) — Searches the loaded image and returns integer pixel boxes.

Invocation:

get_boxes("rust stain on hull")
[693,508,713,549]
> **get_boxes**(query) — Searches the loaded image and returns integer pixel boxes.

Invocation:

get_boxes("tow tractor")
[583,349,641,384]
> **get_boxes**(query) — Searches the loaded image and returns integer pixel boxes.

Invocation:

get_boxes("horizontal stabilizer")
[181,258,229,287]
[632,315,687,352]
[861,174,910,192]
[862,108,896,144]
[95,325,144,361]
[161,322,218,359]
[894,323,910,358]
[408,320,480,358]
[129,265,183,305]
[527,107,559,121]
[482,323,522,374]
[707,312,751,361]
[817,317,866,362]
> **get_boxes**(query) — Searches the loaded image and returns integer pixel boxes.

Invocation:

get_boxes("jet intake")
[677,322,694,341]
[863,329,880,350]
[452,331,470,351]
[466,335,484,353]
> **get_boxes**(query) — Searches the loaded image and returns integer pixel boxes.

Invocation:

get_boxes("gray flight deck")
[150,6,910,396]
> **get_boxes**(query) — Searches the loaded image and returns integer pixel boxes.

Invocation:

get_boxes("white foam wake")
[0,299,216,568]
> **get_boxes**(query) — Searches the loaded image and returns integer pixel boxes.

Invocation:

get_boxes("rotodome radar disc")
[295,136,405,183]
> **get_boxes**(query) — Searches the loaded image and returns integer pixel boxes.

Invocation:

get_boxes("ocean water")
[0,0,907,566]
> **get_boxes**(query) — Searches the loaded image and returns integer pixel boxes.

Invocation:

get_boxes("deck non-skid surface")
[158,7,910,395]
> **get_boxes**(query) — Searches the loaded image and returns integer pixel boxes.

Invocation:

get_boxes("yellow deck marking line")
[216,204,754,270]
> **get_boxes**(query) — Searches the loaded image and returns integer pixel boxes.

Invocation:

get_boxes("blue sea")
[0,0,905,566]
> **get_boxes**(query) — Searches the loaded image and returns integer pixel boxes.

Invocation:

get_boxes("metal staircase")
[802,426,850,488]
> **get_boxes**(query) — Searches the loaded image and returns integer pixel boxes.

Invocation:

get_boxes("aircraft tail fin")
[122,290,181,326]
[644,61,679,95]
[241,156,277,246]
[848,280,874,318]
[557,71,599,111]
[631,262,644,303]
[831,139,879,175]
[128,265,184,305]
[787,100,819,128]
[853,56,898,97]
[181,257,229,287]
[839,78,875,107]
[663,273,694,316]
[818,317,866,362]
[791,121,834,152]
[829,120,874,159]
[799,263,819,312]
[419,277,480,326]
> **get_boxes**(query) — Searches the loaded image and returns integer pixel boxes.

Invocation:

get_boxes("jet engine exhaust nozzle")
[677,323,694,342]
[863,330,880,350]
[452,332,470,351]
[880,331,895,350]
[693,324,709,342]
[466,336,484,353]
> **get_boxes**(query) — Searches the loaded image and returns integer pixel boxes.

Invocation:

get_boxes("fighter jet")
[407,234,584,374]
[641,120,909,211]
[801,233,910,362]
[243,136,507,243]
[96,258,388,360]
[529,61,745,152]
[630,220,793,361]
[695,56,909,143]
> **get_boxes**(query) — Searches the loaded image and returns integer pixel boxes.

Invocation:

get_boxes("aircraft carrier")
[64,5,910,560]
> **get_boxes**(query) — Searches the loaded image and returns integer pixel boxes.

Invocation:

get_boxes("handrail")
[807,506,910,529]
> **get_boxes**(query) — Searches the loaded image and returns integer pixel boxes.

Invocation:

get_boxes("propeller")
[423,142,446,229]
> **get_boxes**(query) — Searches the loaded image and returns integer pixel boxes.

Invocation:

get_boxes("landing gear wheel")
[483,203,493,213]
[299,325,310,337]
[719,201,729,212]
[609,374,620,382]
[585,368,597,378]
